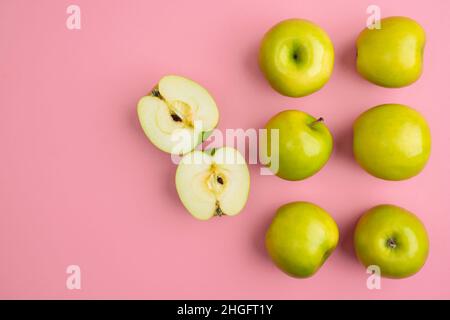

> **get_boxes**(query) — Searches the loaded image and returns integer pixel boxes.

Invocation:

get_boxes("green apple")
[357,16,426,87]
[354,204,429,278]
[353,104,431,180]
[262,110,333,181]
[266,202,339,278]
[175,147,250,221]
[137,75,219,155]
[259,19,334,97]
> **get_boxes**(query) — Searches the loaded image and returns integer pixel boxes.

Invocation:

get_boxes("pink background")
[1,0,450,299]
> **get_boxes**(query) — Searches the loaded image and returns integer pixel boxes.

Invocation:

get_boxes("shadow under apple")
[338,208,367,265]
[338,34,359,79]
[333,123,357,165]
[243,40,272,93]
[251,205,277,266]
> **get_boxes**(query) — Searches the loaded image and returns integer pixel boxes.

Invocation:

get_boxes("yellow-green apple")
[357,16,426,87]
[175,147,250,221]
[259,19,334,97]
[137,75,219,155]
[266,202,339,278]
[353,104,431,180]
[354,204,429,278]
[262,110,333,180]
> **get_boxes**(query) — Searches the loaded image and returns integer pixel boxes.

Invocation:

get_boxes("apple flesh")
[259,19,334,97]
[357,16,426,87]
[137,75,219,155]
[266,202,339,278]
[354,204,429,278]
[175,147,250,221]
[262,110,333,181]
[353,104,431,180]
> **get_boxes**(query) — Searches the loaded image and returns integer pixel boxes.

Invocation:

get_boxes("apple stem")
[310,117,324,127]
[150,88,162,99]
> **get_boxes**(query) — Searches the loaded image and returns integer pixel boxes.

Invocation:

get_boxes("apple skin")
[357,16,426,88]
[354,204,429,279]
[353,104,431,181]
[264,110,333,181]
[266,202,339,278]
[259,19,334,97]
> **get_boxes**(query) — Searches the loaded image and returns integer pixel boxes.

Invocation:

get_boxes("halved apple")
[175,147,250,220]
[137,75,219,154]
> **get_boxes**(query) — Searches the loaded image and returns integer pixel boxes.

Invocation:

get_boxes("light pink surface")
[1,0,450,299]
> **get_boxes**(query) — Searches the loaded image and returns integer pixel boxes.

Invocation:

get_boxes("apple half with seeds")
[137,75,219,154]
[175,147,250,220]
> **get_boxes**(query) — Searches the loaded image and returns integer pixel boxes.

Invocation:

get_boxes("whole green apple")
[354,204,429,278]
[353,104,431,180]
[263,110,333,181]
[357,16,426,87]
[266,202,339,278]
[259,19,334,97]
